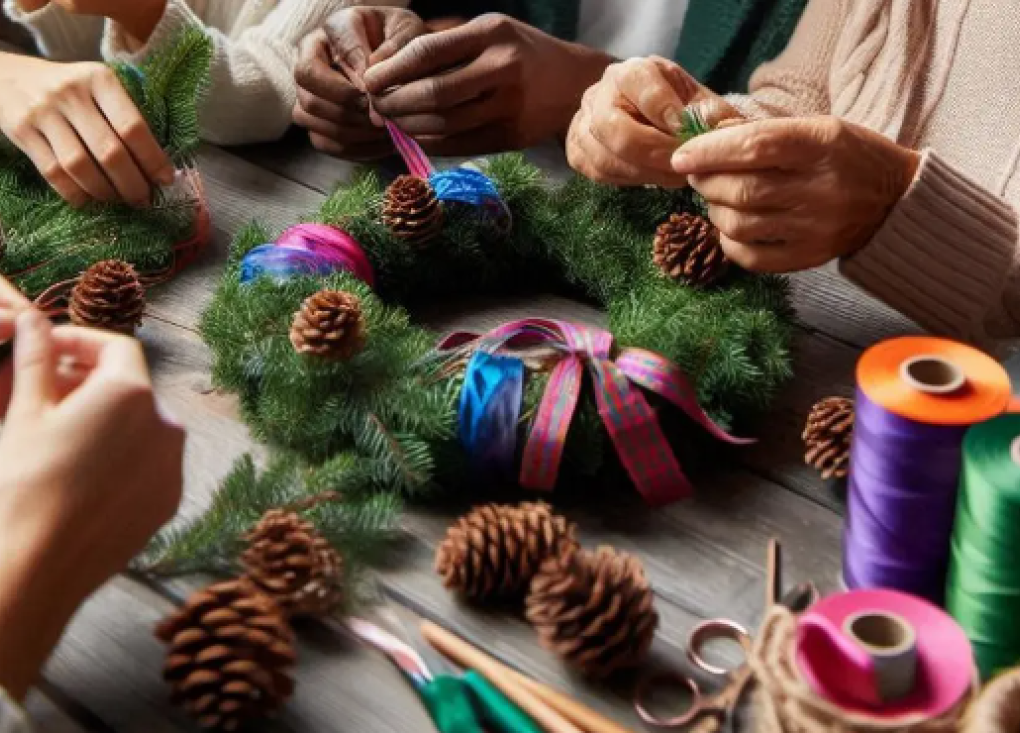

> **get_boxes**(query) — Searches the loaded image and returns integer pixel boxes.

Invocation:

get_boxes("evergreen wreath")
[0,28,213,313]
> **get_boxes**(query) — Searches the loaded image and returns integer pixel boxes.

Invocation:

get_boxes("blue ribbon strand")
[458,351,525,476]
[429,168,511,233]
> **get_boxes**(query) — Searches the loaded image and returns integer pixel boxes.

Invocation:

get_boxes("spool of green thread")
[946,414,1020,680]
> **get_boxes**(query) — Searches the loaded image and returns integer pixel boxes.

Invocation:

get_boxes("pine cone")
[527,546,659,679]
[382,174,444,244]
[435,502,579,602]
[242,509,344,618]
[653,213,729,287]
[289,289,366,360]
[802,396,854,480]
[69,259,145,333]
[155,578,296,731]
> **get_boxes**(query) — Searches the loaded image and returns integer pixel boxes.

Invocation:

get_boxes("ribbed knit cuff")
[0,687,31,733]
[4,0,88,59]
[839,149,1019,343]
[102,0,202,62]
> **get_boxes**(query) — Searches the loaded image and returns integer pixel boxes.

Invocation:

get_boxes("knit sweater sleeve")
[102,0,347,146]
[2,0,103,61]
[0,688,32,733]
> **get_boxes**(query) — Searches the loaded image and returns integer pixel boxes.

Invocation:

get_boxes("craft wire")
[843,389,968,604]
[946,414,1020,680]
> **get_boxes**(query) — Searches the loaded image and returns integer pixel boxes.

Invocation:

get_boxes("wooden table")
[23,134,942,733]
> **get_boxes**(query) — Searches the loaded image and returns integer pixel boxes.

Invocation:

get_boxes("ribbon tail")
[594,360,692,506]
[616,348,754,446]
[385,121,434,179]
[519,358,584,491]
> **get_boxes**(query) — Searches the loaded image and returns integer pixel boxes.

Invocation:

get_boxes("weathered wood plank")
[23,691,91,733]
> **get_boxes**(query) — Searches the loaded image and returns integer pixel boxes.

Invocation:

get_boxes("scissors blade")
[345,616,434,684]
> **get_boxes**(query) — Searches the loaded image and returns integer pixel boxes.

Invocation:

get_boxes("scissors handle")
[635,670,715,728]
[420,676,485,733]
[687,619,752,678]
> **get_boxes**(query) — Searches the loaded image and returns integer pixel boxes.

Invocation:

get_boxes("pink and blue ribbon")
[439,318,752,506]
[240,223,375,287]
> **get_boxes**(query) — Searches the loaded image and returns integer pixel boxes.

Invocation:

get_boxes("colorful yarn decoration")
[946,414,1020,680]
[457,351,524,476]
[240,224,375,287]
[429,168,511,234]
[844,337,1011,605]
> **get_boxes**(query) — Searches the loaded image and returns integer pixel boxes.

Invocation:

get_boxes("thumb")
[326,10,373,83]
[368,12,426,67]
[9,309,56,416]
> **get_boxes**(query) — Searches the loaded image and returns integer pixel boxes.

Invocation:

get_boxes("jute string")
[748,607,975,733]
[961,667,1020,733]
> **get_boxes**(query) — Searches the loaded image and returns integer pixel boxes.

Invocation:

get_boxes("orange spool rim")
[856,337,1011,426]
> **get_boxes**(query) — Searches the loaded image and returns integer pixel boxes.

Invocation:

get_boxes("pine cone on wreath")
[802,396,854,480]
[155,578,296,731]
[526,546,659,679]
[289,289,366,360]
[435,502,579,602]
[653,213,729,288]
[69,259,145,334]
[241,508,344,618]
[382,174,444,244]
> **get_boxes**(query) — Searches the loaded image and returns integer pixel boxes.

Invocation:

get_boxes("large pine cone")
[435,502,579,602]
[69,259,145,334]
[653,213,729,288]
[242,509,344,618]
[802,396,854,480]
[155,578,296,731]
[382,175,444,244]
[526,546,659,679]
[289,289,366,360]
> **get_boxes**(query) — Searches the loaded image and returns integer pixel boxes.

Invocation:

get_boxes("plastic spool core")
[900,355,966,395]
[1012,436,1020,467]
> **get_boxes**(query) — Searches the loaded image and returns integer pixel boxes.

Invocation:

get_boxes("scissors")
[346,604,543,733]
[633,539,818,731]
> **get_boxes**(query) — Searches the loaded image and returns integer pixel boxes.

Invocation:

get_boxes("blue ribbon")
[239,243,340,284]
[429,168,511,233]
[458,351,524,476]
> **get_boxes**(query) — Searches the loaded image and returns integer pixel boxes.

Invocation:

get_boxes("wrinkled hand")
[363,13,614,156]
[673,117,921,271]
[0,302,184,698]
[0,54,174,206]
[294,8,428,161]
[567,56,741,188]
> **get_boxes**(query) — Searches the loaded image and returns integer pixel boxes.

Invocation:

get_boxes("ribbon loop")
[437,318,752,506]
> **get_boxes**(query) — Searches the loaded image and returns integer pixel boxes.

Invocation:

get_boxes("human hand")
[363,13,614,155]
[672,117,922,271]
[567,56,741,188]
[294,8,427,161]
[0,54,174,207]
[0,308,184,699]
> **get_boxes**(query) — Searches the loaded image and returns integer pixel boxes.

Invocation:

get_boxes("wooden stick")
[420,621,585,733]
[420,621,638,733]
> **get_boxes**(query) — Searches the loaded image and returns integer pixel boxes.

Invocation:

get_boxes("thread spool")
[946,415,1020,680]
[845,337,1011,604]
[844,611,918,702]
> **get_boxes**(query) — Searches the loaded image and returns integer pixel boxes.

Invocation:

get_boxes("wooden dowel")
[420,621,639,733]
[421,621,584,733]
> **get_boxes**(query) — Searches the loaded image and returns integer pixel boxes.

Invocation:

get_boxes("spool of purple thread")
[844,341,1011,605]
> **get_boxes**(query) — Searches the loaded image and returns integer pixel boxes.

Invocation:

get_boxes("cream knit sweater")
[731,0,1020,346]
[2,0,404,145]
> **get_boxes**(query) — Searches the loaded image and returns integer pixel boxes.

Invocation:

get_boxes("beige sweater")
[2,0,376,145]
[728,0,1020,347]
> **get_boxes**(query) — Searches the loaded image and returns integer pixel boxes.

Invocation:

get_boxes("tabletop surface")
[23,133,937,733]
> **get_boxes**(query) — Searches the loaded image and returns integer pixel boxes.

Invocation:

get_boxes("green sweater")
[410,0,807,93]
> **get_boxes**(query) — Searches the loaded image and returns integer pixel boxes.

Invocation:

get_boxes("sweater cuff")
[101,0,202,63]
[0,687,32,733]
[839,149,1019,342]
[4,0,80,57]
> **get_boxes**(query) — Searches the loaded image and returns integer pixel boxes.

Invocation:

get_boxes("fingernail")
[158,167,176,186]
[664,107,683,131]
[672,149,691,173]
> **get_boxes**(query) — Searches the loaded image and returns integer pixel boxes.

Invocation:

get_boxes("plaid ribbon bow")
[439,318,752,507]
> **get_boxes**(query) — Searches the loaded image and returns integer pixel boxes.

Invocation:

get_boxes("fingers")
[607,57,700,133]
[0,277,31,312]
[416,124,519,157]
[9,309,56,415]
[370,10,429,66]
[372,57,510,118]
[307,131,394,161]
[385,97,498,137]
[579,85,678,177]
[672,118,826,175]
[37,114,117,203]
[566,110,686,188]
[295,88,372,127]
[324,9,378,80]
[364,24,485,94]
[91,70,174,188]
[689,170,798,211]
[295,31,365,106]
[62,95,150,206]
[8,126,89,206]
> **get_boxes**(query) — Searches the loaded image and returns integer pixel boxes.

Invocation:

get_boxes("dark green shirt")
[410,0,807,93]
